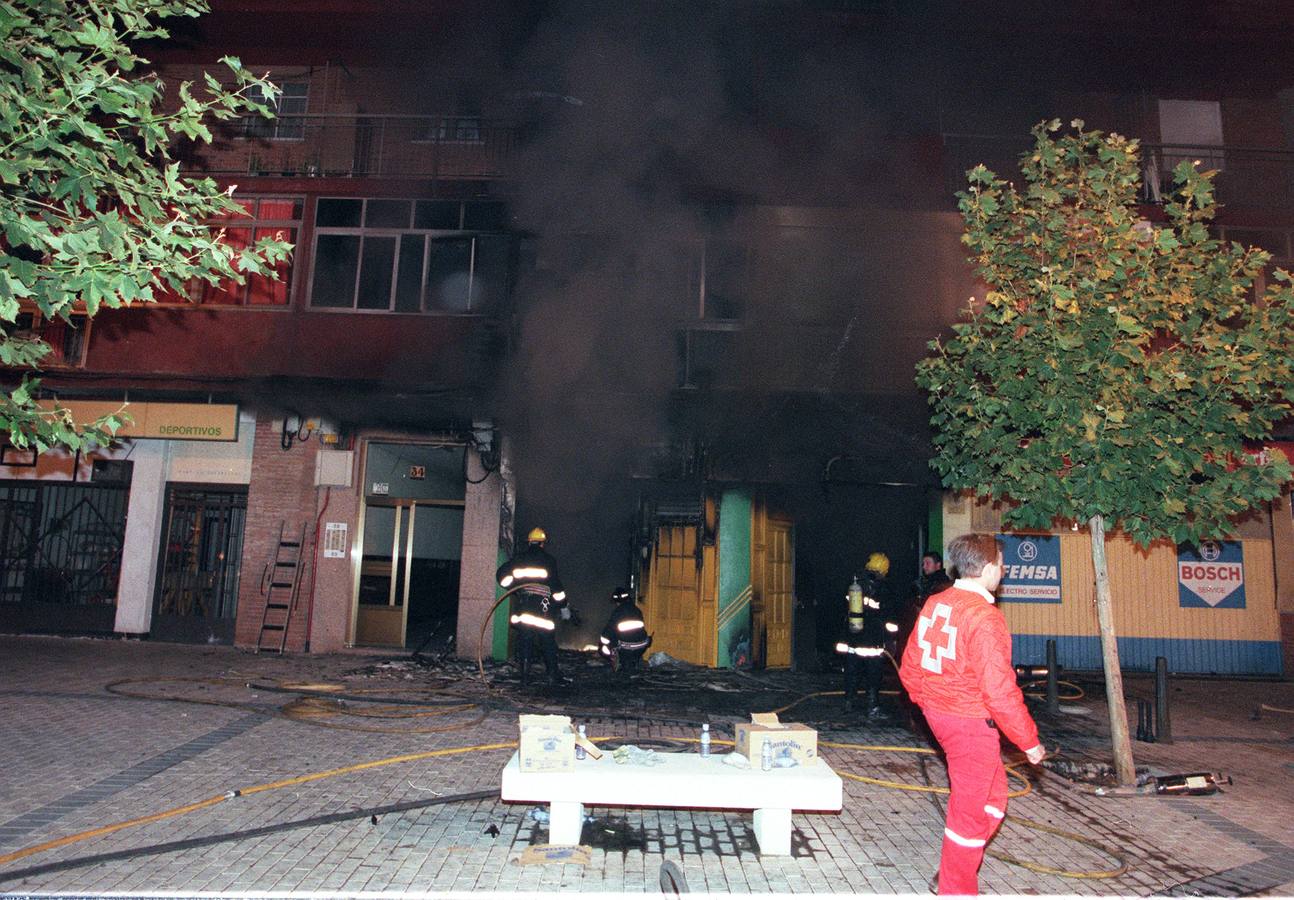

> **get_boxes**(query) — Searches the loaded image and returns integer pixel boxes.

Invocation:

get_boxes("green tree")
[1,0,292,450]
[917,120,1294,784]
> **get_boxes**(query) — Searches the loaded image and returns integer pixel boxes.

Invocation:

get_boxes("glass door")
[354,500,415,647]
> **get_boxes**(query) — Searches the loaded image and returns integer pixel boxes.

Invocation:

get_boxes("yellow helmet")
[527,527,547,544]
[865,552,890,577]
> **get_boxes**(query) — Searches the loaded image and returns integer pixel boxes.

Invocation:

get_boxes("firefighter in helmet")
[496,527,569,687]
[599,587,651,676]
[836,552,898,717]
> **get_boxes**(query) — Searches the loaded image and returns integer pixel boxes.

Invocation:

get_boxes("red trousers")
[925,710,1009,896]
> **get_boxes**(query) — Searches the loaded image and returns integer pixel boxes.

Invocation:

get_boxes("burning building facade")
[1,1,1291,673]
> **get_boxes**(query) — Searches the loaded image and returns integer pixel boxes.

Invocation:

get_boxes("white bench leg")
[547,800,584,845]
[752,807,792,855]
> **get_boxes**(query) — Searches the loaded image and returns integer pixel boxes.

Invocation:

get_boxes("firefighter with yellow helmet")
[496,526,569,687]
[599,587,651,676]
[836,552,898,717]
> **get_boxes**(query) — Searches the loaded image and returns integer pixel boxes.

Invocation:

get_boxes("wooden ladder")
[256,521,307,653]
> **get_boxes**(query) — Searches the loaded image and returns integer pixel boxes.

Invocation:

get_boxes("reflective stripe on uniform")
[500,574,514,587]
[618,638,650,651]
[944,827,986,848]
[510,566,549,580]
[510,612,555,631]
[984,805,1005,819]
[552,590,566,602]
[616,619,645,632]
[885,622,899,633]
[835,642,884,657]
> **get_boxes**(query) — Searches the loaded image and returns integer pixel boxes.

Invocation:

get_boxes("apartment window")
[242,82,309,141]
[702,240,752,320]
[158,196,301,307]
[309,198,510,313]
[11,311,90,367]
[413,116,482,144]
[677,324,738,389]
[1158,99,1225,173]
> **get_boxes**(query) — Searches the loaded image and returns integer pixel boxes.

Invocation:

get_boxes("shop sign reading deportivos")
[39,400,239,442]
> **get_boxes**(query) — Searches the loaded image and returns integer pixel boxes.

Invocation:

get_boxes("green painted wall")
[491,548,511,660]
[716,489,752,668]
[927,491,944,557]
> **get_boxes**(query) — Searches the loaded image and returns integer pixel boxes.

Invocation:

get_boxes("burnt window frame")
[306,197,510,315]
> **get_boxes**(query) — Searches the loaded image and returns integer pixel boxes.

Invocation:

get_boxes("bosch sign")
[1178,541,1246,609]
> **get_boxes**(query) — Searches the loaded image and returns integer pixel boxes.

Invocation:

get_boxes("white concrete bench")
[500,750,843,855]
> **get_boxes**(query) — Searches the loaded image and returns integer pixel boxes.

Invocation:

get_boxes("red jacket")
[899,581,1040,753]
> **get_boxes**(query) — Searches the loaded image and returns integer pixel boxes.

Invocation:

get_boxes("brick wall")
[234,414,321,652]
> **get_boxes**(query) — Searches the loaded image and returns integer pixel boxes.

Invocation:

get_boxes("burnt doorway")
[352,442,465,649]
[0,478,130,634]
[151,485,247,644]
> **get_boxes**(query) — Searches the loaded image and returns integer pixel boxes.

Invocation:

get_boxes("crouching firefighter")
[836,553,898,717]
[599,587,651,675]
[496,527,569,687]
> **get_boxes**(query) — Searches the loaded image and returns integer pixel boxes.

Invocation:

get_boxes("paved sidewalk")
[0,635,1291,896]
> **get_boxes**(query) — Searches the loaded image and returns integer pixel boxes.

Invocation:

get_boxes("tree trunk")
[1089,513,1136,785]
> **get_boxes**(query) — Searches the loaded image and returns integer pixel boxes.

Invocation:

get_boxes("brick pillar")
[234,415,320,652]
[456,442,508,662]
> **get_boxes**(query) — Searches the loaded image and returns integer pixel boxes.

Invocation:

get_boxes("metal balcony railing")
[940,133,1294,212]
[177,114,517,180]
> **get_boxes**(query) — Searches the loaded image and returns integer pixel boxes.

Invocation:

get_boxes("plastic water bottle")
[700,723,711,758]
[761,738,773,772]
[575,724,587,760]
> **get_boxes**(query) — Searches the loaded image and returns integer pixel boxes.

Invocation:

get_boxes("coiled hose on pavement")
[2,663,1126,883]
[0,728,1127,883]
[105,677,489,734]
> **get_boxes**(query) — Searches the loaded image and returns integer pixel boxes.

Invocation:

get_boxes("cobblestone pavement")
[0,635,1291,897]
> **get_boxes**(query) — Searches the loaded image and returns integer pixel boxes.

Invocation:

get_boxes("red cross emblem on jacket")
[916,602,957,673]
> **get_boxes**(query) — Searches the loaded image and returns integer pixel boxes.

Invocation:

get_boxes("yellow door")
[763,519,794,667]
[644,525,707,665]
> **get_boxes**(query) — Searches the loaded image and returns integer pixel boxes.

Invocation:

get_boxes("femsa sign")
[1178,541,1246,609]
[995,534,1062,603]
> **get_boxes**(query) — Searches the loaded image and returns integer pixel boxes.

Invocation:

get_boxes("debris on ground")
[1045,757,1152,787]
[515,844,592,866]
[647,651,692,668]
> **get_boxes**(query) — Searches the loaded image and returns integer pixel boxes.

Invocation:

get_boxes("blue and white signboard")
[996,534,1062,603]
[1178,541,1246,609]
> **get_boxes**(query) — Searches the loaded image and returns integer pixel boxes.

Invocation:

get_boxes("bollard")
[1045,639,1060,715]
[1155,656,1173,745]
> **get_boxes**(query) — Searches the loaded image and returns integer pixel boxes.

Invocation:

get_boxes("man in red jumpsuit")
[899,533,1045,895]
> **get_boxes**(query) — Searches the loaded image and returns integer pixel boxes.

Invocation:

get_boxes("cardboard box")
[518,714,575,773]
[734,712,818,767]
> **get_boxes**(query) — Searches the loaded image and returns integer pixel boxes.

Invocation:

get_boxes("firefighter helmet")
[527,527,547,544]
[865,552,890,577]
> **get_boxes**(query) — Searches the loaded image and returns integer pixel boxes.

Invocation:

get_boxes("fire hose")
[0,728,1128,883]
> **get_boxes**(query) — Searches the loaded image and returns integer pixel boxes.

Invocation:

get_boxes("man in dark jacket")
[916,551,954,602]
[900,551,954,653]
[496,527,569,687]
[837,552,898,717]
[599,587,651,675]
